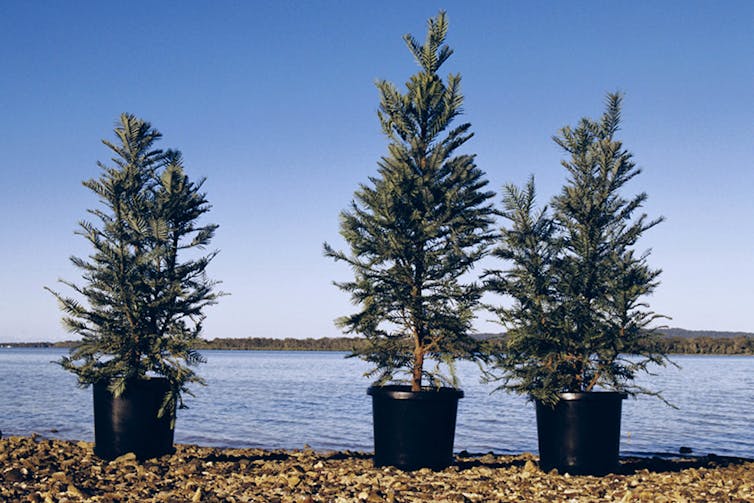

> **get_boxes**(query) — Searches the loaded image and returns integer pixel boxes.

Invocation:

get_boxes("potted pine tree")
[486,93,670,475]
[324,11,495,470]
[47,114,222,460]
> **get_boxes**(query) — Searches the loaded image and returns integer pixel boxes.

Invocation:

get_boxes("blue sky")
[1,1,752,342]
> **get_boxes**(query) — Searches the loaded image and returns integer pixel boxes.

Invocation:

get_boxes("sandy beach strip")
[1,436,753,502]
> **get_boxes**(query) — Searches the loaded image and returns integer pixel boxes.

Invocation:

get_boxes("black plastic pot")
[93,378,176,460]
[367,385,463,470]
[535,392,626,475]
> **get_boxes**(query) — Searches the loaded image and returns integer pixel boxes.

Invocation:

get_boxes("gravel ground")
[1,436,753,502]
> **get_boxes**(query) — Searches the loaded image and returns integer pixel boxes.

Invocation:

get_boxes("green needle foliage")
[325,12,496,392]
[47,114,223,417]
[487,93,670,405]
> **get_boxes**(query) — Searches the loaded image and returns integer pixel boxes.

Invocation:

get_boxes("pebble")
[523,460,538,473]
[1,436,752,502]
[113,452,137,464]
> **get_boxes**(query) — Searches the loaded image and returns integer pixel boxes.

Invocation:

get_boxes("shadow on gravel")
[323,451,373,461]
[619,454,754,475]
[455,457,530,471]
[185,449,372,465]
[175,446,753,477]
[450,450,754,476]
[183,451,294,464]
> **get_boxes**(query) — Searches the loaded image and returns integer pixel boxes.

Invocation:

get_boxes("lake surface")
[1,348,752,458]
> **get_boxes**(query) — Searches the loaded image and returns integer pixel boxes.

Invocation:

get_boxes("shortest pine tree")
[47,113,223,417]
[325,11,496,392]
[487,93,670,406]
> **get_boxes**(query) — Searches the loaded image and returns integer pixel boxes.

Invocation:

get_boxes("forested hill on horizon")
[655,328,754,339]
[3,328,754,355]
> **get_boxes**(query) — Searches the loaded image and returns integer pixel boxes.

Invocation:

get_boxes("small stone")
[366,492,383,503]
[523,460,538,473]
[113,452,137,464]
[479,453,496,464]
[4,468,25,482]
[51,472,69,483]
[66,484,85,498]
[287,475,301,488]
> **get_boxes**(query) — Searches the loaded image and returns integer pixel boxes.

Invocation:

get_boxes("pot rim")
[368,384,464,400]
[94,376,171,393]
[552,391,628,401]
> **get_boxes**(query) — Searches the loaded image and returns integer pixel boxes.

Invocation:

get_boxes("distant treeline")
[653,336,754,355]
[195,337,369,352]
[2,341,69,348]
[3,331,753,355]
[652,329,754,355]
[480,334,754,356]
[656,328,754,340]
[482,330,754,356]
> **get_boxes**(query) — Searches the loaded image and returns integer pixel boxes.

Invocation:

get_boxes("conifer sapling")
[487,93,670,405]
[47,114,223,417]
[325,12,495,392]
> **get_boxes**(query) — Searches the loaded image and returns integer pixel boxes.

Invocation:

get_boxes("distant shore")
[3,330,754,355]
[1,436,752,501]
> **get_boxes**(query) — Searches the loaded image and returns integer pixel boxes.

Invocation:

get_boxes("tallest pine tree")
[325,12,495,392]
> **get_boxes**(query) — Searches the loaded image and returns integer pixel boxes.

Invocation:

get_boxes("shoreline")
[3,340,754,356]
[2,436,753,502]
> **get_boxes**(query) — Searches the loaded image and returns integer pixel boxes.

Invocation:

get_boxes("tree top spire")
[403,11,453,75]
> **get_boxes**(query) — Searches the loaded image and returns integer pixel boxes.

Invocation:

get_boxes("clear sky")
[1,1,752,342]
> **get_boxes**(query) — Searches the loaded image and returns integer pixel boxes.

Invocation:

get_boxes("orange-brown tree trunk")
[412,343,424,392]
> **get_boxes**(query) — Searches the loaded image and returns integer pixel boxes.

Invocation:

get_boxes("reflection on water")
[1,349,752,458]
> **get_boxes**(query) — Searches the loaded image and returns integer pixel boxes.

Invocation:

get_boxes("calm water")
[1,348,752,458]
